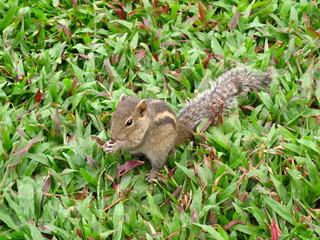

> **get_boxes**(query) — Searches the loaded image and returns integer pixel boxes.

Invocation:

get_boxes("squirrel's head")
[110,94,150,150]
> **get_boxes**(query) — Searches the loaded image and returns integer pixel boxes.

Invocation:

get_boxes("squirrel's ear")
[136,100,148,117]
[119,94,126,102]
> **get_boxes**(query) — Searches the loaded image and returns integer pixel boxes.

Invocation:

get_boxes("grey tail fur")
[176,68,271,141]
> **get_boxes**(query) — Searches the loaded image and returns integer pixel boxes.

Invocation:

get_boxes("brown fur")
[103,69,271,182]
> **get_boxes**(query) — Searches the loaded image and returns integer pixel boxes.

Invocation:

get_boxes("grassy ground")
[0,0,320,239]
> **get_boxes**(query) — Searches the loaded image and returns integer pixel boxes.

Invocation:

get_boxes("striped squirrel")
[103,68,271,182]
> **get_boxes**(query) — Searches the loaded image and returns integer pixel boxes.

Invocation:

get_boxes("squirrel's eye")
[126,119,133,126]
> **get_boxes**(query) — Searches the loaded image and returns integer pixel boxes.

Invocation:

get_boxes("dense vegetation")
[0,0,320,239]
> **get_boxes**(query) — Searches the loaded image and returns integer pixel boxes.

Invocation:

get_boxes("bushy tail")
[176,68,271,141]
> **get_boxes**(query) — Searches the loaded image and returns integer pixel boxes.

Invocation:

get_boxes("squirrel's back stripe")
[154,111,177,127]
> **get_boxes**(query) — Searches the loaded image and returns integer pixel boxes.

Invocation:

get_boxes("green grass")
[0,0,320,239]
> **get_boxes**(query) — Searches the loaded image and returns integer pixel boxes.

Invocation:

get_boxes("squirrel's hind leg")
[145,151,169,183]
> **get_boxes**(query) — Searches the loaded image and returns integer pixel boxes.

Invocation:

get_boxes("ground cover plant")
[0,0,320,239]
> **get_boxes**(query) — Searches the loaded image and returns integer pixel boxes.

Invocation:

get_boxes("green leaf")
[263,196,294,224]
[175,162,198,183]
[305,154,320,185]
[192,223,225,240]
[211,37,224,55]
[298,137,320,154]
[111,20,133,29]
[29,223,45,240]
[79,168,98,186]
[258,91,273,111]
[0,207,17,228]
[1,127,12,152]
[0,5,18,31]
[18,177,35,220]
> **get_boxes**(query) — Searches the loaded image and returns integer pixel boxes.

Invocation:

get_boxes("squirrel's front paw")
[102,140,118,154]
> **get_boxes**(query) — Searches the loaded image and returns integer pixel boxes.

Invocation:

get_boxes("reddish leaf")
[160,40,181,47]
[128,11,137,16]
[290,96,307,101]
[85,154,98,169]
[12,137,44,157]
[275,145,285,150]
[42,176,51,195]
[199,117,213,133]
[208,210,216,225]
[158,3,170,15]
[205,151,215,169]
[307,26,320,38]
[273,151,285,156]
[153,53,159,61]
[105,173,119,191]
[271,56,278,65]
[112,23,123,30]
[203,54,212,69]
[294,49,303,57]
[76,228,82,238]
[166,231,180,239]
[57,24,72,38]
[142,17,151,31]
[116,160,144,177]
[104,59,115,81]
[17,103,38,120]
[172,186,182,198]
[217,99,224,125]
[155,28,162,41]
[238,192,248,202]
[29,124,49,132]
[241,105,255,111]
[41,176,51,206]
[255,46,264,53]
[104,198,121,212]
[310,208,320,213]
[15,74,25,81]
[137,21,145,29]
[96,92,110,97]
[110,54,121,64]
[76,54,90,59]
[223,221,249,231]
[120,188,133,198]
[310,114,320,124]
[0,66,11,76]
[16,128,25,139]
[169,71,184,79]
[230,12,240,29]
[105,173,115,183]
[199,103,218,132]
[168,166,177,179]
[136,49,147,59]
[90,135,105,146]
[72,0,77,8]
[303,12,310,25]
[52,107,61,139]
[160,185,182,206]
[198,2,206,21]
[271,218,279,240]
[107,4,126,20]
[152,0,159,8]
[191,208,198,223]
[67,78,77,97]
[34,89,42,103]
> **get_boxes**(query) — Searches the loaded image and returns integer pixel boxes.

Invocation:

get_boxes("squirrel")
[103,68,271,182]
